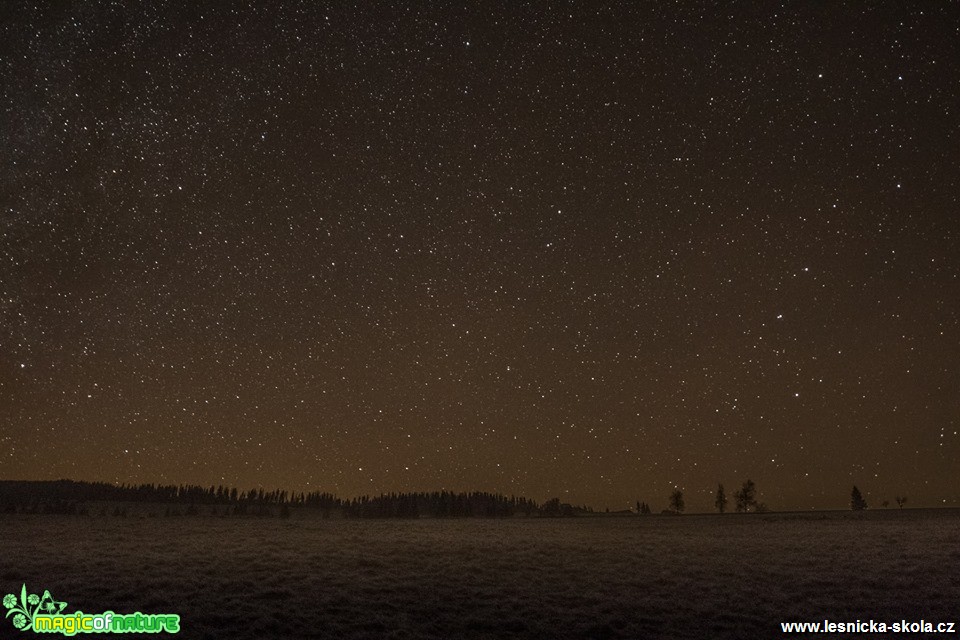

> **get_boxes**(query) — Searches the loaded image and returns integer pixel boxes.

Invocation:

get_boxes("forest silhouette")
[0,480,595,519]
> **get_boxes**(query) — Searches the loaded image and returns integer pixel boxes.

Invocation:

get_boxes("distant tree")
[541,497,561,517]
[850,486,868,511]
[669,489,685,514]
[715,484,728,514]
[881,500,889,509]
[735,479,757,513]
[895,495,907,510]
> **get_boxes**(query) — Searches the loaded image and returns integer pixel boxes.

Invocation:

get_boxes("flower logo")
[3,584,67,632]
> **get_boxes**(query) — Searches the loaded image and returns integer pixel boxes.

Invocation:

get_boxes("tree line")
[637,479,768,515]
[641,481,910,515]
[850,486,908,511]
[0,480,912,517]
[0,480,594,519]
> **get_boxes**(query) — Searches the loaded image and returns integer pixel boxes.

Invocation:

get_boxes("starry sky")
[2,2,958,512]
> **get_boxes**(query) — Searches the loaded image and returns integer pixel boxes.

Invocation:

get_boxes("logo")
[3,584,179,635]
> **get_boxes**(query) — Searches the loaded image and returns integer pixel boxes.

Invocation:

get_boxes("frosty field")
[1,510,958,639]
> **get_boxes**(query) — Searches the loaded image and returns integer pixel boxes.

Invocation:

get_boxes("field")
[1,510,958,638]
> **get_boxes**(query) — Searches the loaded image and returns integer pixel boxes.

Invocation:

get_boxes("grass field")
[1,509,958,638]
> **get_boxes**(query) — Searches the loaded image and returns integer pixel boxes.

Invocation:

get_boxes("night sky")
[2,3,958,511]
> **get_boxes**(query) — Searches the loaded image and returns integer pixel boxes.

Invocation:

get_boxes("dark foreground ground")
[1,509,958,638]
